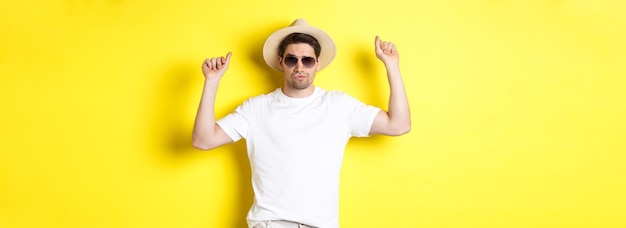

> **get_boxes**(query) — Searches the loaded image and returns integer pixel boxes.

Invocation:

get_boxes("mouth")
[293,75,307,80]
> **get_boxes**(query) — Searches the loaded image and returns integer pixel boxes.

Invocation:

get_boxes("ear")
[277,56,284,71]
[315,57,321,71]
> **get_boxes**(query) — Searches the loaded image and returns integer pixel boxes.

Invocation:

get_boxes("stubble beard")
[289,80,312,90]
[288,73,312,90]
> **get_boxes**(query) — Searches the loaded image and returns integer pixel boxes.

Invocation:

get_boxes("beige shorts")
[252,220,317,228]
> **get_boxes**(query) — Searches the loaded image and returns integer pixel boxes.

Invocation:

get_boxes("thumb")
[375,36,381,51]
[225,52,232,63]
[226,52,232,61]
[222,52,232,66]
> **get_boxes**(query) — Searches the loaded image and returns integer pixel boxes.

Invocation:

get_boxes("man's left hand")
[375,36,399,66]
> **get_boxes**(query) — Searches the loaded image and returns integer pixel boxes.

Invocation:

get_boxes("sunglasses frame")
[282,55,318,68]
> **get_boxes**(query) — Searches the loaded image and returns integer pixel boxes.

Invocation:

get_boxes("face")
[278,43,320,91]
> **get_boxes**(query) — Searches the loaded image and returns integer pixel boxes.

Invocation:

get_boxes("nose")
[294,59,304,70]
[293,60,305,72]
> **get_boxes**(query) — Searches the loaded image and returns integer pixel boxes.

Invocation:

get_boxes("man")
[192,19,410,228]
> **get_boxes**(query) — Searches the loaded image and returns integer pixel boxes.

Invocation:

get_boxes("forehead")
[283,43,316,57]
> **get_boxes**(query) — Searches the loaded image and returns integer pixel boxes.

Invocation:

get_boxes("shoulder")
[243,89,279,104]
[319,88,349,99]
[231,90,278,115]
[317,88,370,113]
[320,89,361,104]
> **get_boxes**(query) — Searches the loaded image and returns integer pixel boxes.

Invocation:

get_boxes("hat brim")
[263,20,336,72]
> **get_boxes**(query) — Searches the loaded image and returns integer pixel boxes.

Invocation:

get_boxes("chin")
[288,82,312,90]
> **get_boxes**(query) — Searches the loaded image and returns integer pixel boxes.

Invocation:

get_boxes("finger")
[203,58,210,69]
[375,36,381,51]
[385,42,394,54]
[389,44,396,54]
[222,52,232,68]
[224,52,232,64]
[217,57,224,69]
[210,58,218,70]
[205,58,214,70]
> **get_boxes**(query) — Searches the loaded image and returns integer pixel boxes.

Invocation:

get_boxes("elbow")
[192,141,211,151]
[394,125,411,136]
[192,136,216,151]
[372,121,411,136]
[390,123,411,136]
[401,125,412,135]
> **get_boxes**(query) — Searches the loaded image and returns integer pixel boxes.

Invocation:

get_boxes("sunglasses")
[282,55,317,68]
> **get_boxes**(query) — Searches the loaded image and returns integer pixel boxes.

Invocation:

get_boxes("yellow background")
[1,0,625,227]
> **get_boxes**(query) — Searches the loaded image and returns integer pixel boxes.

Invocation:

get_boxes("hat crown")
[263,18,336,72]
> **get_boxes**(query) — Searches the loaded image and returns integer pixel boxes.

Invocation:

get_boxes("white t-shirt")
[217,86,380,228]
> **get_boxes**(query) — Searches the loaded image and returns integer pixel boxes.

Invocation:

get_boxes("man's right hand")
[193,52,235,151]
[202,52,232,81]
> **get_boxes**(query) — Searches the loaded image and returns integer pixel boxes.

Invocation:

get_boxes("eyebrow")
[284,54,316,58]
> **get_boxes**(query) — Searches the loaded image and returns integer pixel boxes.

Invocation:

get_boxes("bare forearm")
[385,63,411,134]
[192,80,220,149]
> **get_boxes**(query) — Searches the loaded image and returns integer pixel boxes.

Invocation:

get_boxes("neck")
[281,85,315,98]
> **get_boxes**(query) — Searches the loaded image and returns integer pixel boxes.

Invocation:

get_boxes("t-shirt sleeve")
[216,100,251,142]
[343,93,381,137]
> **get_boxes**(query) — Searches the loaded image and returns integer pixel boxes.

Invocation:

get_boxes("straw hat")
[263,19,336,71]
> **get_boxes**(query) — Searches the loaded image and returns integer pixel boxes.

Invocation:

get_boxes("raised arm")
[192,52,235,150]
[369,36,411,136]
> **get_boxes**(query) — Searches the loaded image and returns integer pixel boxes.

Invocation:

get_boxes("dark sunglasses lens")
[284,56,298,67]
[302,57,316,68]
